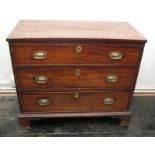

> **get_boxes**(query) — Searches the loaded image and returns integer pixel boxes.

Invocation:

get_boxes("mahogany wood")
[18,111,131,128]
[19,91,131,113]
[15,67,137,90]
[7,20,146,129]
[11,44,141,65]
[7,20,146,43]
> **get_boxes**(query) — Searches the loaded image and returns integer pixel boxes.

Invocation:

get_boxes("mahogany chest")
[7,20,146,129]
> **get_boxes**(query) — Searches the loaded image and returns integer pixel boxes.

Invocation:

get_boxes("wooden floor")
[0,95,155,136]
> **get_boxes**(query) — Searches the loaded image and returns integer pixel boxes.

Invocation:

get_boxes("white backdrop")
[0,0,155,91]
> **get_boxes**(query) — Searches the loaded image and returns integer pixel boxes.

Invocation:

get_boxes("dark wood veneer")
[7,20,146,129]
[19,91,131,113]
[11,44,141,65]
[15,67,137,89]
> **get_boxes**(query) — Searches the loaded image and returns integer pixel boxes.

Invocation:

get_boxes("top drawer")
[11,44,141,65]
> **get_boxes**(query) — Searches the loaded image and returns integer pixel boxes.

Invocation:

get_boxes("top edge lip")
[6,37,147,43]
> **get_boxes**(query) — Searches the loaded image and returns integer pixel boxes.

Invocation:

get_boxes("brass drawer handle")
[75,69,80,76]
[76,46,82,53]
[74,92,79,98]
[38,99,49,106]
[106,75,119,83]
[35,76,48,84]
[109,51,123,60]
[33,51,47,60]
[103,98,115,105]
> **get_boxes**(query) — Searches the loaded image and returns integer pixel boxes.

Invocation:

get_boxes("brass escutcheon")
[38,98,50,106]
[103,98,115,105]
[76,46,82,53]
[35,76,48,84]
[75,69,80,76]
[33,51,47,60]
[74,92,79,99]
[109,51,123,60]
[106,75,119,83]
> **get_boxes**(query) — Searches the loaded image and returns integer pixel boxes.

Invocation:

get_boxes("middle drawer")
[15,67,137,90]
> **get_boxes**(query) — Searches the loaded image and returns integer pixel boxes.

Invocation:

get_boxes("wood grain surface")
[15,67,137,90]
[7,20,146,42]
[11,44,141,65]
[7,20,146,129]
[19,91,131,113]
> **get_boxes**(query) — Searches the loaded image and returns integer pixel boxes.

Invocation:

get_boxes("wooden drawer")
[19,91,131,113]
[15,67,137,90]
[11,44,141,65]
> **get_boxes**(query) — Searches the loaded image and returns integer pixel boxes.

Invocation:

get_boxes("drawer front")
[11,44,140,65]
[16,67,136,90]
[19,91,131,113]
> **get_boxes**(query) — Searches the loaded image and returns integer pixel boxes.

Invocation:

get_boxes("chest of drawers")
[7,20,146,129]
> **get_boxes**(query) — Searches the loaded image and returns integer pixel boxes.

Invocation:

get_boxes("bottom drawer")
[18,91,131,113]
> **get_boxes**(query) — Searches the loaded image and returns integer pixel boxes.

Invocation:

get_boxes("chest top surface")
[7,20,146,43]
